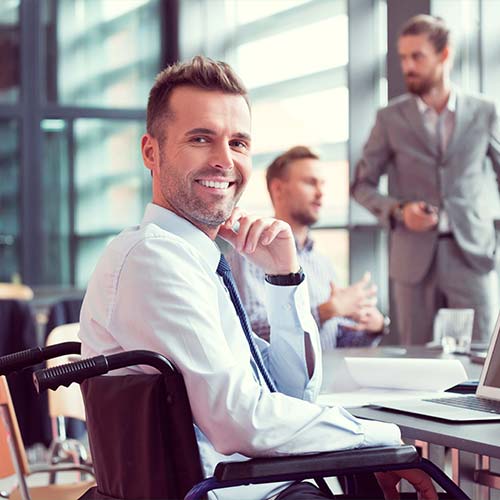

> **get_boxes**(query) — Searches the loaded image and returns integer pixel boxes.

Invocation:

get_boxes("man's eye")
[192,137,208,143]
[230,140,248,149]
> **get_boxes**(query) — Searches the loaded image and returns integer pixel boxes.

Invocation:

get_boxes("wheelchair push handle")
[33,349,176,393]
[34,355,109,393]
[0,342,81,376]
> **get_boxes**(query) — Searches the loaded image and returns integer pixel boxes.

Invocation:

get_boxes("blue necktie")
[217,254,276,392]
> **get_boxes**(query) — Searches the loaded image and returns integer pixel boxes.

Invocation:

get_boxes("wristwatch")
[381,315,391,335]
[265,267,305,286]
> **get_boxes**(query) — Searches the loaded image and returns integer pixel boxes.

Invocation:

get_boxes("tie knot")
[217,254,231,277]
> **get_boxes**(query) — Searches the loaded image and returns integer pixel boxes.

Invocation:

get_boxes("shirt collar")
[141,203,221,272]
[296,233,314,253]
[415,86,457,115]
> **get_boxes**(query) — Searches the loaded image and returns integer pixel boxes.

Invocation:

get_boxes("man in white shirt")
[79,56,436,499]
[227,146,389,350]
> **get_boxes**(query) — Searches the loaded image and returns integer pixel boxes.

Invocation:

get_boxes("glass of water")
[433,308,475,354]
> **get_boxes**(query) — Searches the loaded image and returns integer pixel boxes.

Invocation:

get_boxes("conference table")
[321,346,499,499]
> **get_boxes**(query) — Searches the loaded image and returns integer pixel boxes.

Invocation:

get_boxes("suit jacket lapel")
[443,92,476,163]
[401,97,439,157]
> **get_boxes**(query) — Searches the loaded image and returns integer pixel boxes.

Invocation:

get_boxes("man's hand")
[318,272,377,324]
[344,306,385,332]
[402,202,438,232]
[218,208,299,275]
[375,469,438,500]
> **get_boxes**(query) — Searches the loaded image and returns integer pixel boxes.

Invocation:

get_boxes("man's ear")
[141,134,159,174]
[268,178,283,203]
[440,45,451,64]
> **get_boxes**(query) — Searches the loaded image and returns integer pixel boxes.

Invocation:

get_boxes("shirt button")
[284,303,292,311]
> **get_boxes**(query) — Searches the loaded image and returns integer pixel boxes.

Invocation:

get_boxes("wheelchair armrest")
[214,445,420,481]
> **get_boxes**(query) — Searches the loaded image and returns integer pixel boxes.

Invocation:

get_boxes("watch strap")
[265,267,305,286]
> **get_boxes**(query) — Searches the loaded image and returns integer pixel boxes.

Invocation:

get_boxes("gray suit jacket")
[351,91,500,285]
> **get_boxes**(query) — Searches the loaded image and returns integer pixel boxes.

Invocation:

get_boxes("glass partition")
[44,0,161,107]
[0,120,19,281]
[0,0,20,103]
[74,118,150,286]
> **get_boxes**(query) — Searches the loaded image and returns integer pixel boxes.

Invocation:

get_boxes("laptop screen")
[478,312,500,399]
[484,334,500,387]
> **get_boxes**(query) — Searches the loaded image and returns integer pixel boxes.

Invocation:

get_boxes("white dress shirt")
[416,90,457,233]
[79,203,400,500]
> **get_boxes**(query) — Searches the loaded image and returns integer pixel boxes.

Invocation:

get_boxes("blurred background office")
[1,0,500,342]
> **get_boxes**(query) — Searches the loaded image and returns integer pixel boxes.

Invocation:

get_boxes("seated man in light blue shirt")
[228,146,390,350]
[78,56,436,500]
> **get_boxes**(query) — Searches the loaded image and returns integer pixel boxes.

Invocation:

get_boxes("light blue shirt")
[79,203,400,500]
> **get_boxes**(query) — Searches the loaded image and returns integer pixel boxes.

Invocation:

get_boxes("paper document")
[318,357,468,408]
[317,389,450,408]
[344,357,467,392]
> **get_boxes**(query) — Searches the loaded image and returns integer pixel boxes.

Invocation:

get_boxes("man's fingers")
[375,471,399,500]
[378,470,438,500]
[223,207,246,229]
[244,218,276,253]
[233,215,259,252]
[229,216,292,255]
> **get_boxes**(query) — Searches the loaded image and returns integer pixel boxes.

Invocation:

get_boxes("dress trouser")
[393,236,498,346]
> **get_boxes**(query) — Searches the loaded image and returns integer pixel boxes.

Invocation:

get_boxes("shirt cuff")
[359,418,401,447]
[265,278,315,334]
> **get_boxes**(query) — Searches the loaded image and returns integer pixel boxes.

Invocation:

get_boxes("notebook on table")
[373,313,500,422]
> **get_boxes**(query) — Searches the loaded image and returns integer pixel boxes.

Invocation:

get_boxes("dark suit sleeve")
[351,109,400,227]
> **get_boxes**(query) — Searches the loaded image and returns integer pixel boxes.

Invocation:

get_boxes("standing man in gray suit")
[351,15,500,346]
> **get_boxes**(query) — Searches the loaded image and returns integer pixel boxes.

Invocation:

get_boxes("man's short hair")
[266,146,319,196]
[399,14,450,53]
[146,55,249,139]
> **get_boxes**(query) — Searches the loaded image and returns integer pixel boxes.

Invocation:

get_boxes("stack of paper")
[318,357,467,408]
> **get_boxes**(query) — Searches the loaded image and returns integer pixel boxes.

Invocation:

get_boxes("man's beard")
[405,73,436,96]
[158,150,242,228]
[290,208,318,228]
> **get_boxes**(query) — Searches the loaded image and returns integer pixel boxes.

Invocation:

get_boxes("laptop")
[373,313,500,422]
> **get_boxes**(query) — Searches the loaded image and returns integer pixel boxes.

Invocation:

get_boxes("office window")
[0,120,19,281]
[482,0,500,113]
[311,228,349,287]
[0,0,20,103]
[43,0,161,107]
[431,0,500,218]
[230,2,349,225]
[229,0,311,25]
[251,88,349,156]
[41,119,71,284]
[74,119,149,286]
[432,0,481,93]
[235,16,348,89]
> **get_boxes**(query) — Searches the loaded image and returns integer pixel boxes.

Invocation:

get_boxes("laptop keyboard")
[423,395,500,414]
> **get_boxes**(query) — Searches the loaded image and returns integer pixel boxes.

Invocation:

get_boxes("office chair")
[34,350,470,500]
[0,375,95,500]
[0,284,34,301]
[45,325,89,473]
[0,341,91,484]
[0,299,49,447]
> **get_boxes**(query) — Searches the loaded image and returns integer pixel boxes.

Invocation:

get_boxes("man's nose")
[401,58,413,74]
[209,143,234,170]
